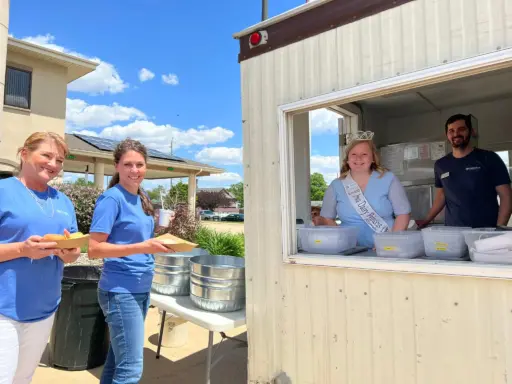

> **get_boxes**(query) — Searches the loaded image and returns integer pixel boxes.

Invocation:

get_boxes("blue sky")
[8,0,341,190]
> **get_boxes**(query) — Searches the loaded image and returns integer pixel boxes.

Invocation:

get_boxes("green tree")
[147,185,166,202]
[229,182,244,208]
[310,172,327,201]
[165,181,188,208]
[72,177,94,186]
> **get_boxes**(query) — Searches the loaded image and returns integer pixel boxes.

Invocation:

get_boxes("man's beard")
[451,135,470,149]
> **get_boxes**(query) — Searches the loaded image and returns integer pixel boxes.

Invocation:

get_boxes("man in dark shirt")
[417,114,512,228]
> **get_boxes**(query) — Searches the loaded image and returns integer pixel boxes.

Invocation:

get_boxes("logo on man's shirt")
[465,166,481,171]
[56,209,69,216]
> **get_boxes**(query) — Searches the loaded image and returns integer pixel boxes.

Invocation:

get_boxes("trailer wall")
[240,0,512,382]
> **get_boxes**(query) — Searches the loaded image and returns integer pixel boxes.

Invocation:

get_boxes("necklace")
[17,177,55,218]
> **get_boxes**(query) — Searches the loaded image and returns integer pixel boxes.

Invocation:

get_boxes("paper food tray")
[155,233,198,252]
[53,234,90,249]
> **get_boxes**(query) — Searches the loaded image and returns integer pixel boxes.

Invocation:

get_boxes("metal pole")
[262,0,268,21]
[205,331,214,384]
[156,310,166,359]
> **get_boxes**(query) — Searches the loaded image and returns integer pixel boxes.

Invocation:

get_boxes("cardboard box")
[53,234,90,249]
[155,233,198,253]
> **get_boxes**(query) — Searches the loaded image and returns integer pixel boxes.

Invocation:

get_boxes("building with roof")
[1,0,96,172]
[0,1,224,213]
[66,133,224,212]
[0,33,97,176]
[197,187,239,213]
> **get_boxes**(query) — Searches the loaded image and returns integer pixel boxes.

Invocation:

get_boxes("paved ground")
[33,219,247,383]
[201,221,244,233]
[33,306,247,384]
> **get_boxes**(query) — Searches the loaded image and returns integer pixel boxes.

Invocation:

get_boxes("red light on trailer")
[250,32,262,46]
[248,30,268,49]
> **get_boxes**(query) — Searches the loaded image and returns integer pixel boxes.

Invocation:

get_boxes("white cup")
[157,209,173,227]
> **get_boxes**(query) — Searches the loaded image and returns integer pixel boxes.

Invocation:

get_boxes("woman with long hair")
[314,133,411,248]
[88,138,169,384]
[0,132,80,384]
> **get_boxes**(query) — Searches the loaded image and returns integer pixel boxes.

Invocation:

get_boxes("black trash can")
[48,266,109,371]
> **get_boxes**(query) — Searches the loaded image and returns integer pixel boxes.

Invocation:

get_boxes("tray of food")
[154,233,198,253]
[43,232,89,249]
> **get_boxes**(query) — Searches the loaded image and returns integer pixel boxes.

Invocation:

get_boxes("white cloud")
[310,155,339,184]
[310,155,339,170]
[198,172,242,187]
[138,68,155,82]
[66,98,146,129]
[310,108,342,135]
[71,129,100,137]
[21,34,128,95]
[64,97,235,152]
[144,173,243,189]
[162,73,179,86]
[80,121,234,152]
[195,147,243,165]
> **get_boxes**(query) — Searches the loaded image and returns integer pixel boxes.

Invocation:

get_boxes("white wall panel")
[240,0,512,382]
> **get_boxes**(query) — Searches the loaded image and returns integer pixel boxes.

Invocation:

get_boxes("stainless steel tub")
[189,255,246,312]
[151,248,208,296]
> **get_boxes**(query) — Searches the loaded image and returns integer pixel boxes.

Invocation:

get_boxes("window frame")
[277,46,512,279]
[4,66,33,110]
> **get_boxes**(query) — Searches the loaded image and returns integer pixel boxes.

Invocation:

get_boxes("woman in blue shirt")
[0,132,80,384]
[314,134,411,248]
[88,138,169,384]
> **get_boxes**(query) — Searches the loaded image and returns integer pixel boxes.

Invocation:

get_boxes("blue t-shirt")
[435,148,511,228]
[90,184,155,294]
[0,177,78,323]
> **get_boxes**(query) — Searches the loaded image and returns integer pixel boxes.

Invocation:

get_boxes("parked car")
[221,213,244,222]
[200,210,222,221]
[200,210,215,220]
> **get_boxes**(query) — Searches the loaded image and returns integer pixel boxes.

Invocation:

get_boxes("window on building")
[4,67,32,109]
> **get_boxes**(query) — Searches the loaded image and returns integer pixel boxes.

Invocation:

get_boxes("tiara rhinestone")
[346,131,374,144]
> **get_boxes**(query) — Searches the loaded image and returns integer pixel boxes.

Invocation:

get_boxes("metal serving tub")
[189,255,246,313]
[152,248,209,296]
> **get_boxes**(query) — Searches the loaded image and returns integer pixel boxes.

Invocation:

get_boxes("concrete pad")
[33,306,248,384]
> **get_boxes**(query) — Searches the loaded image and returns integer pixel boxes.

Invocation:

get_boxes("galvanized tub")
[189,255,246,313]
[152,248,209,296]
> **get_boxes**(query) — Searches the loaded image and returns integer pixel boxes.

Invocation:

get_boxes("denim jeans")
[98,290,150,384]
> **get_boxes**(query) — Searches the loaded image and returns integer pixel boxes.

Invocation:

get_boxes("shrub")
[53,183,103,234]
[194,227,245,257]
[156,204,200,243]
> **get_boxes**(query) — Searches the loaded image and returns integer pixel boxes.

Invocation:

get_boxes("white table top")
[150,293,246,332]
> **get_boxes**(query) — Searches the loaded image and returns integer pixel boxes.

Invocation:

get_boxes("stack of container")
[421,226,471,260]
[373,231,424,258]
[189,255,246,313]
[297,226,359,254]
[463,230,512,264]
[152,248,209,296]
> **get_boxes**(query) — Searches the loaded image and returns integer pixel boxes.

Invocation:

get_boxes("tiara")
[346,131,374,144]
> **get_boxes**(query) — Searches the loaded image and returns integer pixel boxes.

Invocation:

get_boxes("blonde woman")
[314,132,411,248]
[0,132,80,383]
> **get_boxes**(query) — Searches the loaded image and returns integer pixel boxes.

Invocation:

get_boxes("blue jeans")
[98,290,150,384]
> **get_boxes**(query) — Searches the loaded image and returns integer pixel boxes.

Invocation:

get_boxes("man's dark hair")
[445,114,472,133]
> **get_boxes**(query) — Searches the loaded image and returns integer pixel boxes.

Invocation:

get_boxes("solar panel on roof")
[74,133,184,162]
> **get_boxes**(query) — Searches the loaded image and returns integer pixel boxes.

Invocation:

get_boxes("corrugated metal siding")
[241,0,512,383]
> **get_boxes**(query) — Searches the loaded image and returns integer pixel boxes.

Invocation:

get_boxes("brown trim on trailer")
[237,0,415,63]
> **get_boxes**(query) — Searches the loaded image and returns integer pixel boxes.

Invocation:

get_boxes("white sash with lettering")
[341,173,389,233]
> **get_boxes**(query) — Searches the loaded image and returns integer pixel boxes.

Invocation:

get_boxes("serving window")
[278,50,512,278]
